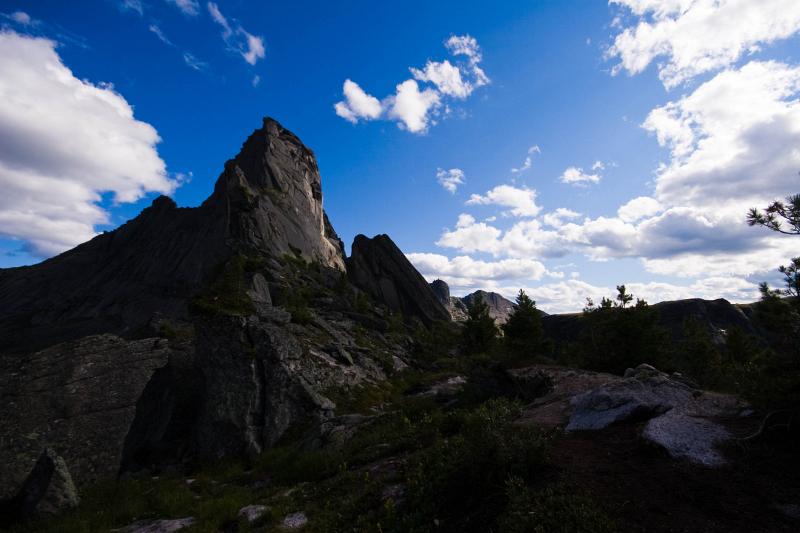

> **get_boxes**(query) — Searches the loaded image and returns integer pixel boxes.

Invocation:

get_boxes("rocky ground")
[7,360,798,532]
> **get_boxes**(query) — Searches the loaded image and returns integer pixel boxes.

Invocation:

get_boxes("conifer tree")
[502,290,544,359]
[462,296,498,354]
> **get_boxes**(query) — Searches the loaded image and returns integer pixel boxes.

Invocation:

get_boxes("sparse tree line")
[456,193,799,412]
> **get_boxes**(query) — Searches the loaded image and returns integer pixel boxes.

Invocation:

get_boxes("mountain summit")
[0,118,345,353]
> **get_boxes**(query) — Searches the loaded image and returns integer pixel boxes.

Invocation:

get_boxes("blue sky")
[1,1,800,312]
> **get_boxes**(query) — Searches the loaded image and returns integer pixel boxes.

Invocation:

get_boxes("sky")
[1,0,799,313]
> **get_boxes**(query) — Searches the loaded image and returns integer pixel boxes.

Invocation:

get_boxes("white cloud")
[591,160,605,171]
[445,34,490,87]
[411,60,472,98]
[559,166,601,186]
[387,79,441,133]
[334,79,382,123]
[617,196,662,222]
[167,0,200,15]
[407,252,549,288]
[466,184,541,217]
[335,34,488,133]
[542,207,581,227]
[207,2,265,65]
[0,31,176,256]
[436,215,503,255]
[511,145,540,173]
[241,32,265,65]
[252,74,260,87]
[608,0,800,88]
[437,168,465,193]
[437,215,566,259]
[644,61,800,209]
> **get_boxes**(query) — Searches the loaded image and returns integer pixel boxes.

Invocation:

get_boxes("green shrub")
[401,399,548,530]
[498,478,616,533]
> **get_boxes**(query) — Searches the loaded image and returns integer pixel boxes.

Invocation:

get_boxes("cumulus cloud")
[0,31,176,256]
[617,196,663,223]
[411,59,472,98]
[387,79,441,133]
[437,168,465,193]
[207,2,265,65]
[167,0,200,15]
[437,216,566,259]
[608,0,800,88]
[645,61,800,208]
[445,34,490,87]
[511,145,540,173]
[559,166,601,186]
[333,79,382,123]
[436,215,503,255]
[335,34,488,134]
[407,252,549,288]
[466,184,541,218]
[542,207,581,227]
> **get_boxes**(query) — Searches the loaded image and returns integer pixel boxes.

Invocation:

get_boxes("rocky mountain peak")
[347,234,451,325]
[0,117,345,353]
[206,117,345,270]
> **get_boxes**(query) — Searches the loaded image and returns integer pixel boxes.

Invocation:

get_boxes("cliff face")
[204,118,346,271]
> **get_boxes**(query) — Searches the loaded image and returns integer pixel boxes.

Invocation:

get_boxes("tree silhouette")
[462,295,498,354]
[747,193,800,235]
[502,290,545,359]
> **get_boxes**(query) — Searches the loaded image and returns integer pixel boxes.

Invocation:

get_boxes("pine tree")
[502,290,544,359]
[462,296,498,354]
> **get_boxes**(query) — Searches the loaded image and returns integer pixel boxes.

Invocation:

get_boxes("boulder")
[238,504,269,524]
[641,410,732,467]
[518,364,750,467]
[347,234,450,325]
[566,364,695,431]
[566,364,750,466]
[7,448,78,520]
[282,511,308,529]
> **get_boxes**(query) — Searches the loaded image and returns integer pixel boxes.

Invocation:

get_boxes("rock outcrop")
[518,364,751,467]
[462,290,516,324]
[427,280,518,323]
[0,335,174,499]
[347,234,450,325]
